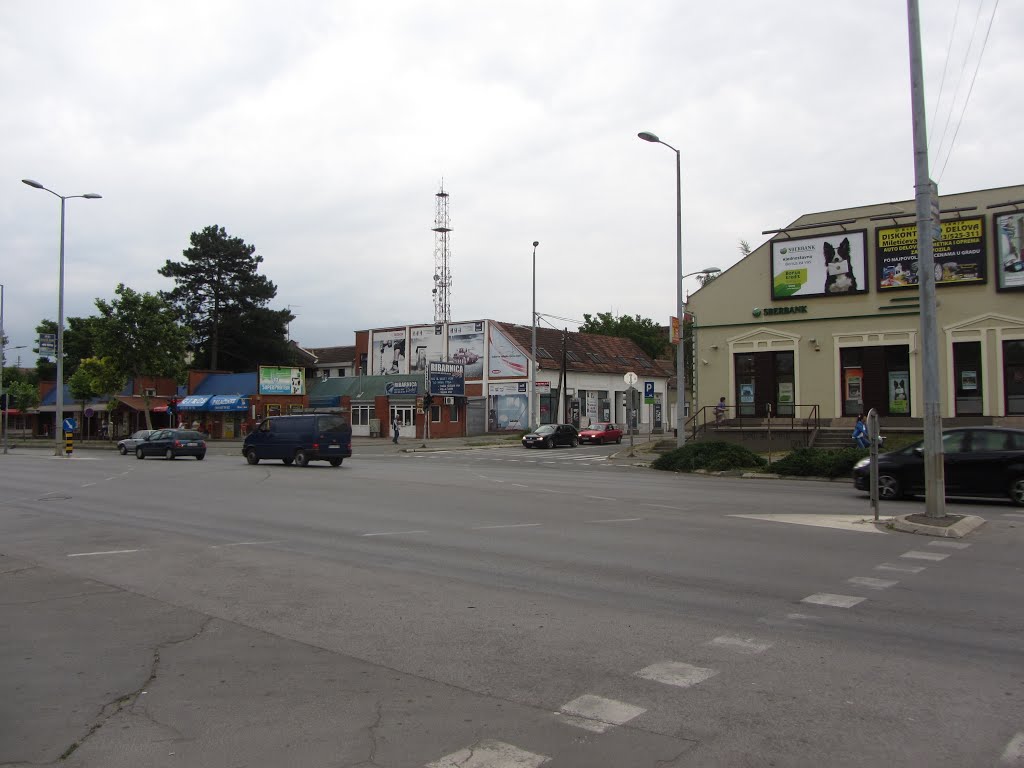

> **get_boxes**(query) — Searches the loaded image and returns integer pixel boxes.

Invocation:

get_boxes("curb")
[889,513,986,539]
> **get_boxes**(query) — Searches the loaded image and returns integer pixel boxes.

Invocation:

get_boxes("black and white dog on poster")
[824,237,857,293]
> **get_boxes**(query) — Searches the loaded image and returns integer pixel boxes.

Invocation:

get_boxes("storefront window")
[1005,340,1024,415]
[953,342,983,415]
[735,354,756,416]
[840,345,910,417]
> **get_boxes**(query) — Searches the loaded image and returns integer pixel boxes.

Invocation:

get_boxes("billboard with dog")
[876,217,986,291]
[994,212,1024,291]
[770,231,868,300]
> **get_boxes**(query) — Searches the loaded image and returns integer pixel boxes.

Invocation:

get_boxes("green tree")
[94,284,189,429]
[579,312,669,360]
[159,225,293,371]
[32,316,103,381]
[7,380,40,412]
[67,366,100,416]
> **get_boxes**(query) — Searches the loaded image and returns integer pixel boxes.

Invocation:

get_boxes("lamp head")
[21,179,44,189]
[532,241,539,248]
[637,132,660,143]
[83,193,102,199]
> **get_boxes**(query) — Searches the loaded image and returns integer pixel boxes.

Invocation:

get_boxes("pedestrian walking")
[852,414,869,449]
[714,396,727,426]
[392,414,400,444]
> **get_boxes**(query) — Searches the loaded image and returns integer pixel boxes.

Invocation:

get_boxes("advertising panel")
[428,362,465,396]
[488,324,529,377]
[259,366,305,395]
[448,321,485,379]
[770,231,868,299]
[488,382,528,431]
[888,371,910,414]
[410,325,446,373]
[876,217,986,290]
[994,212,1024,291]
[370,328,408,375]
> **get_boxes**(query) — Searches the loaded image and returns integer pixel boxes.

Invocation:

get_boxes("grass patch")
[651,441,767,473]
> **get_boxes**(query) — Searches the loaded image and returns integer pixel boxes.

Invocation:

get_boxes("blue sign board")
[385,381,420,396]
[428,362,466,396]
[644,381,655,404]
[63,417,77,433]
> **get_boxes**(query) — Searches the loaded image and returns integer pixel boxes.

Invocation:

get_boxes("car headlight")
[853,458,870,470]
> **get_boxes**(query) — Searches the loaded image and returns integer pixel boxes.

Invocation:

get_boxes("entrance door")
[1005,340,1024,415]
[734,351,795,418]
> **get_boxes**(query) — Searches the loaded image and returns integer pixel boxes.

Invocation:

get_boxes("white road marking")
[876,562,926,574]
[785,613,820,621]
[999,732,1024,765]
[801,593,866,608]
[585,495,616,501]
[708,635,773,654]
[82,483,97,487]
[730,513,885,534]
[928,540,971,549]
[510,483,530,488]
[67,549,140,558]
[1002,513,1024,519]
[361,530,428,537]
[847,576,898,590]
[210,540,283,548]
[104,477,117,481]
[901,550,949,561]
[641,503,679,510]
[556,694,646,733]
[635,661,718,688]
[472,523,542,530]
[586,517,643,524]
[427,740,550,768]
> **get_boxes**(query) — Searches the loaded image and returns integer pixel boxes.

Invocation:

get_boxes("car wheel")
[1010,475,1024,507]
[544,437,553,449]
[616,436,622,444]
[570,437,579,447]
[245,448,260,465]
[118,444,128,455]
[135,447,145,460]
[282,457,294,465]
[877,473,902,501]
[295,449,309,467]
[329,458,343,467]
[196,453,205,461]
[165,448,176,460]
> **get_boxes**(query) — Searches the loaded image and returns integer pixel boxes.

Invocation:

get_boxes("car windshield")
[131,430,150,439]
[535,425,556,435]
[176,431,204,440]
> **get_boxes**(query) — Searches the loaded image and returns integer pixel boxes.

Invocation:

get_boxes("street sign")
[623,371,638,387]
[644,381,655,404]
[62,417,77,433]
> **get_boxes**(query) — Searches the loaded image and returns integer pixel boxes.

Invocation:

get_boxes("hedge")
[651,441,767,473]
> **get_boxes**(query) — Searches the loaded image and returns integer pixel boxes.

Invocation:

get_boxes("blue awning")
[208,395,249,412]
[178,395,212,410]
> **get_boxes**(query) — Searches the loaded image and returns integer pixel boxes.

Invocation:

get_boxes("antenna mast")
[432,183,452,323]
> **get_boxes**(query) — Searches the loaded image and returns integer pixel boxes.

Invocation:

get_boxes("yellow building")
[687,184,1024,428]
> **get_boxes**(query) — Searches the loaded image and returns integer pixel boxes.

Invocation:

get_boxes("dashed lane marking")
[584,495,616,501]
[876,562,926,574]
[67,549,141,558]
[586,517,643,524]
[635,661,719,688]
[1002,513,1024,519]
[471,523,542,530]
[708,635,773,654]
[209,540,283,548]
[426,740,550,768]
[801,593,866,608]
[901,550,950,561]
[555,694,646,733]
[847,576,898,590]
[361,530,428,537]
[928,540,971,549]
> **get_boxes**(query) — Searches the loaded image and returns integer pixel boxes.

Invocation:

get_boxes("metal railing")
[690,403,820,442]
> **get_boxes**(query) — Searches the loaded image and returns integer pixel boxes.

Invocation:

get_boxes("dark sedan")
[135,429,207,460]
[853,426,1024,506]
[522,424,579,449]
[117,429,154,455]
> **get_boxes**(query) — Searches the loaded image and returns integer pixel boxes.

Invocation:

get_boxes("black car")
[135,429,207,460]
[242,414,352,467]
[853,427,1024,506]
[522,424,579,449]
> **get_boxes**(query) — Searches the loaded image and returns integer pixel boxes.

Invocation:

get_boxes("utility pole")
[908,0,946,518]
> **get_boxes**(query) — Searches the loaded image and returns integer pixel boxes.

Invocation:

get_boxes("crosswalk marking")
[928,540,971,549]
[635,661,718,688]
[801,593,866,608]
[708,635,773,654]
[847,576,898,590]
[901,550,949,561]
[876,562,925,574]
[426,740,550,768]
[556,694,645,733]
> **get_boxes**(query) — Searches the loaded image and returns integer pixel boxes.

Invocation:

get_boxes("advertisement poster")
[488,324,529,377]
[771,231,868,299]
[778,382,794,405]
[488,382,528,431]
[448,321,485,379]
[409,325,445,373]
[586,391,598,424]
[370,328,407,375]
[995,212,1024,291]
[888,371,910,414]
[960,370,978,391]
[739,383,755,404]
[877,218,986,290]
[259,366,305,395]
[428,362,465,396]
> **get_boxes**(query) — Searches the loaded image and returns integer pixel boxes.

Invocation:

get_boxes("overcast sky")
[1,0,1016,362]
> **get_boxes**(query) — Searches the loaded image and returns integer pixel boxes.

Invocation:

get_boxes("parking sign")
[644,381,654,404]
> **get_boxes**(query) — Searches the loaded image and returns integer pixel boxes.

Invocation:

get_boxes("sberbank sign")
[752,305,808,318]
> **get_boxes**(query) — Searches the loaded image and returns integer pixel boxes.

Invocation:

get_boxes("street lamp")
[22,179,102,456]
[638,131,687,447]
[530,240,539,429]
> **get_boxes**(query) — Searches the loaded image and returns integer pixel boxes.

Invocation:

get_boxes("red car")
[578,422,623,445]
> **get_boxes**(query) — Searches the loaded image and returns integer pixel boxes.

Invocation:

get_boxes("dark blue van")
[242,414,352,467]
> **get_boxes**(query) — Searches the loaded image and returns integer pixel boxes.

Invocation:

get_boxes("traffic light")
[423,394,434,408]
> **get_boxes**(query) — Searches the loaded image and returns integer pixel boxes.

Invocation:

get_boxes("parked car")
[242,414,352,467]
[135,429,207,460]
[522,424,579,449]
[578,422,623,445]
[852,427,1024,506]
[117,429,154,455]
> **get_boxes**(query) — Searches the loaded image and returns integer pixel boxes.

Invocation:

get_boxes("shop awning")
[208,395,249,412]
[178,395,212,410]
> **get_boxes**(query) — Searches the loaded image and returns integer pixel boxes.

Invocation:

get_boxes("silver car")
[117,429,155,455]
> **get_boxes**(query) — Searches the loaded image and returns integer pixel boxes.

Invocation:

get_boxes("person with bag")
[852,414,869,449]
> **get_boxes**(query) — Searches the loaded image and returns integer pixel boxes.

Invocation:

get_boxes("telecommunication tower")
[432,184,452,324]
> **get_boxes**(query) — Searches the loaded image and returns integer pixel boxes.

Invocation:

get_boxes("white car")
[117,429,155,455]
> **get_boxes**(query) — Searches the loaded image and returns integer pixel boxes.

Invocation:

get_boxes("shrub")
[651,441,767,473]
[770,447,868,478]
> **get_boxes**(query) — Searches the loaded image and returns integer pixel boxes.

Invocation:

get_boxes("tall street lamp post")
[22,179,102,456]
[638,131,686,447]
[530,241,539,429]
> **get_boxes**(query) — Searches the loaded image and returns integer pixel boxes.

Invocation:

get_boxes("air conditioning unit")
[444,397,454,405]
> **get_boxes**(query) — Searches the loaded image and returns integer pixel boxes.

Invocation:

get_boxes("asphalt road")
[1,445,1022,767]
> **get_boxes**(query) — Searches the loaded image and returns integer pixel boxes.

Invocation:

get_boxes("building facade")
[687,184,1024,426]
